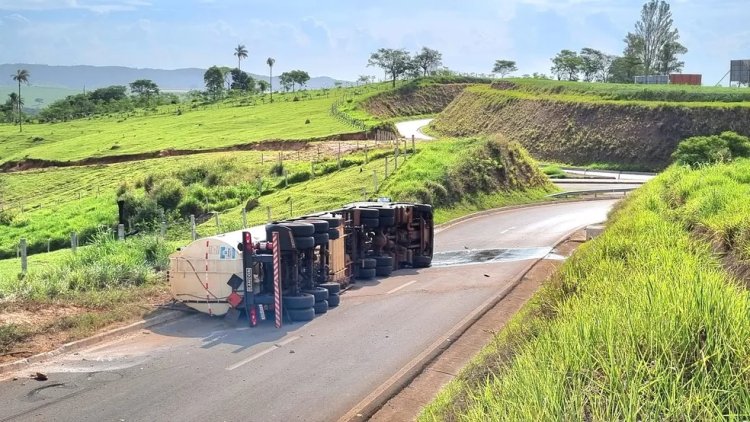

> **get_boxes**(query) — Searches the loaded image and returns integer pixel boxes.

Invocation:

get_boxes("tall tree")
[492,60,518,77]
[551,50,583,81]
[413,47,443,77]
[266,57,275,101]
[367,48,411,87]
[608,55,644,83]
[279,72,293,92]
[256,79,269,94]
[129,79,159,105]
[230,68,254,92]
[11,69,29,132]
[234,44,248,71]
[579,48,607,82]
[290,70,310,90]
[203,66,225,101]
[625,0,686,75]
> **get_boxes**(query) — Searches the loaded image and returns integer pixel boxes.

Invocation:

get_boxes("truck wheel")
[328,228,340,240]
[327,294,340,307]
[294,236,316,250]
[322,217,341,228]
[288,307,315,322]
[413,256,432,268]
[356,268,377,280]
[283,293,315,310]
[303,287,329,301]
[374,256,393,268]
[314,300,329,314]
[300,219,329,234]
[280,222,316,237]
[359,258,377,269]
[361,218,380,228]
[318,282,341,295]
[376,266,393,277]
[357,208,379,219]
[313,233,329,246]
[379,216,396,227]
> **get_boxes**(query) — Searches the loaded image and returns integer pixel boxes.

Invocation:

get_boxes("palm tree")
[11,69,29,132]
[234,44,248,71]
[266,57,275,102]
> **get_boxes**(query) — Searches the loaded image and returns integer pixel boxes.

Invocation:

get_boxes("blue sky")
[0,0,748,85]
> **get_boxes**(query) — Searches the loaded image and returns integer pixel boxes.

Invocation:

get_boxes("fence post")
[284,169,289,188]
[317,145,321,161]
[267,206,272,223]
[412,135,415,153]
[190,215,197,240]
[310,161,315,179]
[47,238,51,253]
[261,153,264,164]
[365,145,369,164]
[20,238,27,273]
[289,200,293,218]
[71,232,77,253]
[214,213,220,234]
[338,142,341,169]
[118,224,125,240]
[373,170,378,192]
[394,148,399,170]
[385,157,389,178]
[242,208,247,228]
[160,221,167,238]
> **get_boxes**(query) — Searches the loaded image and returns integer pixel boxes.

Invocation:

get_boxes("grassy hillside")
[433,82,750,170]
[422,159,750,421]
[0,85,81,111]
[0,90,367,166]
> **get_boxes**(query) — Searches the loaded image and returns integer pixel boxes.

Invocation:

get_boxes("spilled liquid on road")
[432,247,556,267]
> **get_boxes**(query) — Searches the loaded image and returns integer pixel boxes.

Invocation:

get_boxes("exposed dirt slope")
[363,83,468,118]
[433,85,750,170]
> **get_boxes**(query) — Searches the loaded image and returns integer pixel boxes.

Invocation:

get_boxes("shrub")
[177,196,204,217]
[270,163,284,176]
[151,177,184,211]
[672,132,750,167]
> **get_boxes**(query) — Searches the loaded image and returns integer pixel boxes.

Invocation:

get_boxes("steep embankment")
[434,84,750,170]
[362,83,468,118]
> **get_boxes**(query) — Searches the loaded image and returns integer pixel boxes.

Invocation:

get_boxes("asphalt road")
[0,200,617,422]
[395,119,434,140]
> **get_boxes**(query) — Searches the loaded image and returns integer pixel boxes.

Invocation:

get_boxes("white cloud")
[0,0,151,13]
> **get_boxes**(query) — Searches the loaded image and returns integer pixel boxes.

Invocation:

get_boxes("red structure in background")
[669,74,702,85]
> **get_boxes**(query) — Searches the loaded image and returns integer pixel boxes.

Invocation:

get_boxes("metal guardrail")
[548,187,637,199]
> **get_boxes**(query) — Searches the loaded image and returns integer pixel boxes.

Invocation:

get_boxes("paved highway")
[0,200,617,422]
[395,119,434,140]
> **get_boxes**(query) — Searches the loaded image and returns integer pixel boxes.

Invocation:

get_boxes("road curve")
[395,119,434,140]
[0,200,617,422]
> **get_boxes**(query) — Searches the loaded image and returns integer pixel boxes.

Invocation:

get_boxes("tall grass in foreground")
[421,159,750,421]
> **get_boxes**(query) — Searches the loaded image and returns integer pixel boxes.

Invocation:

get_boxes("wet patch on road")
[432,247,554,268]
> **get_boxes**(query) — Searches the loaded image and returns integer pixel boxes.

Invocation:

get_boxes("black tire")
[374,256,393,268]
[359,258,377,269]
[357,208,379,219]
[313,233,330,246]
[294,236,315,250]
[280,222,315,237]
[376,207,395,217]
[327,294,340,307]
[356,267,377,280]
[376,265,393,277]
[413,204,432,214]
[413,256,432,268]
[328,228,340,240]
[283,293,315,310]
[314,300,329,314]
[288,307,315,322]
[362,218,380,228]
[379,216,396,227]
[318,282,341,295]
[300,219,329,234]
[303,287,329,301]
[316,217,341,228]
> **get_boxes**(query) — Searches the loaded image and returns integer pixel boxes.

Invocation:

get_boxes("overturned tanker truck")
[169,202,434,323]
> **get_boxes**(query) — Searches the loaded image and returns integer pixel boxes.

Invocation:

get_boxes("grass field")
[421,159,750,421]
[0,85,82,111]
[0,88,383,165]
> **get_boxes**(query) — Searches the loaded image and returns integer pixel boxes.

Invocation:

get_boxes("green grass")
[0,89,368,165]
[421,159,750,421]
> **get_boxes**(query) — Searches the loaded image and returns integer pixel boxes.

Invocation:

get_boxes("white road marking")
[500,226,515,234]
[226,335,301,370]
[386,280,418,295]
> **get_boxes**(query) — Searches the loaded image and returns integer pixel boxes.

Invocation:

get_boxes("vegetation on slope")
[421,159,750,421]
[433,83,750,170]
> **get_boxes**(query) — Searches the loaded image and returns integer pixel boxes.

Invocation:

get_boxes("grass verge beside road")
[421,159,750,421]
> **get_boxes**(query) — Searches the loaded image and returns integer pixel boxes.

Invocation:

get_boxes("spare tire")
[313,233,329,246]
[318,282,341,295]
[359,258,377,269]
[283,293,315,310]
[328,228,340,240]
[327,293,340,307]
[280,222,315,237]
[294,236,316,250]
[313,300,329,314]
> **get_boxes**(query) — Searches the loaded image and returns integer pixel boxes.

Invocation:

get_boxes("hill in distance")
[0,63,349,93]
